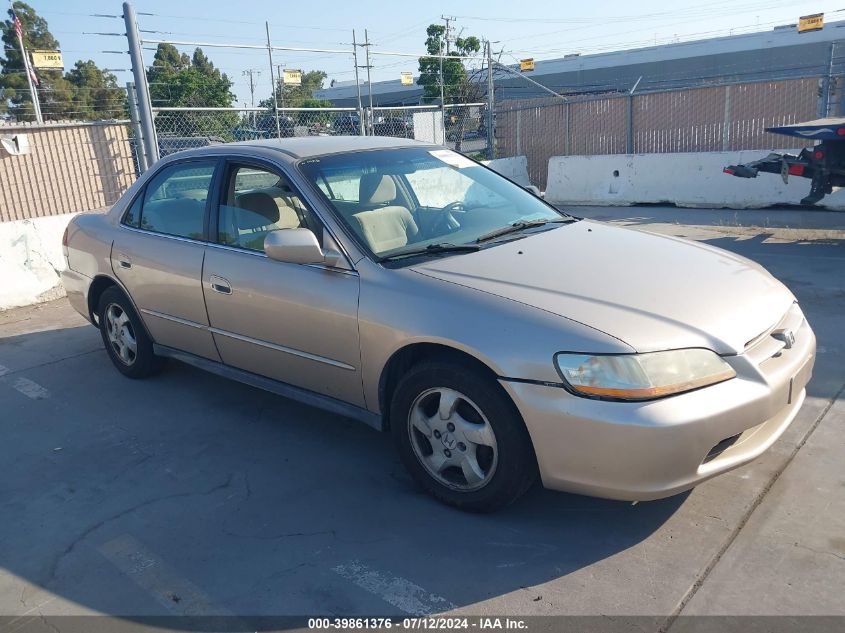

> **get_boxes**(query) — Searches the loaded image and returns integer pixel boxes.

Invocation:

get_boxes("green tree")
[66,60,125,119]
[417,24,481,105]
[147,44,234,108]
[146,43,236,139]
[1,2,127,121]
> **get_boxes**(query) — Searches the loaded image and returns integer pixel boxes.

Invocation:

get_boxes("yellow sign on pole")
[520,58,535,72]
[400,71,413,86]
[798,13,824,33]
[282,69,302,85]
[31,50,64,69]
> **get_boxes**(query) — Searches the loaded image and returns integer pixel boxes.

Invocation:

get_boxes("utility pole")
[486,40,494,159]
[441,15,456,54]
[439,36,446,137]
[242,69,261,108]
[352,30,365,135]
[364,29,374,134]
[265,21,281,138]
[124,1,157,164]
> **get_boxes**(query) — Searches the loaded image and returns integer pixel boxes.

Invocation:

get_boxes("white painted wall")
[545,150,845,210]
[0,213,77,311]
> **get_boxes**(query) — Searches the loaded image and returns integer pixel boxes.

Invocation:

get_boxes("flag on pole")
[13,12,23,40]
[12,10,39,86]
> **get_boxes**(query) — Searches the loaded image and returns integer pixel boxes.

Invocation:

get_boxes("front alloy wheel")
[408,388,498,491]
[391,361,537,512]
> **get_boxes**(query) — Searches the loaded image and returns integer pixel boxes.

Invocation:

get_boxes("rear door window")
[136,162,217,239]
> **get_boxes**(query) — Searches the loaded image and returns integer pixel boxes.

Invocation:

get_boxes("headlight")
[554,349,736,401]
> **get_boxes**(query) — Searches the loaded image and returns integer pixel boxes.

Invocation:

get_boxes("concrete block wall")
[545,150,845,210]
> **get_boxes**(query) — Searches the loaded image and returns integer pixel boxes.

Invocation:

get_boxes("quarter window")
[137,162,216,239]
[217,164,319,253]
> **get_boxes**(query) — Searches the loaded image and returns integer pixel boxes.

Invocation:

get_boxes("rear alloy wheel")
[104,303,137,366]
[97,286,163,379]
[391,362,537,512]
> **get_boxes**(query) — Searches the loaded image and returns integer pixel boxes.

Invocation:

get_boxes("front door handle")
[209,275,232,295]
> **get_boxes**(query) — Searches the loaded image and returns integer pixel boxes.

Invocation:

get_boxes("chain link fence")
[150,103,492,159]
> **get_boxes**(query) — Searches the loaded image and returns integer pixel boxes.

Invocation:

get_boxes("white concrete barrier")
[545,150,845,210]
[0,213,77,311]
[483,155,532,188]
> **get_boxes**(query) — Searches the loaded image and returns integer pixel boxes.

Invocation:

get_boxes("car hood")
[411,220,794,354]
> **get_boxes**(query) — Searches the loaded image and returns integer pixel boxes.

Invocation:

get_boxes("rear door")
[112,159,221,361]
[202,159,364,406]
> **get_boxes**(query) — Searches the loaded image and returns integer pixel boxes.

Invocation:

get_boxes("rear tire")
[391,361,537,512]
[97,286,163,379]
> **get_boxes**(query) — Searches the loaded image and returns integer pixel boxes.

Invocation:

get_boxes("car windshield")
[298,147,570,259]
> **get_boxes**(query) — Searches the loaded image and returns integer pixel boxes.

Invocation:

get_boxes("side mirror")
[264,228,341,266]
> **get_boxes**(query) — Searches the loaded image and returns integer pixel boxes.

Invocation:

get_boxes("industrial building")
[314,21,845,107]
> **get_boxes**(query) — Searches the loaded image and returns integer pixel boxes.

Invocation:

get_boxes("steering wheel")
[432,201,466,235]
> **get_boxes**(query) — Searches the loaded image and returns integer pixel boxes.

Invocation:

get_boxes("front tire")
[97,286,162,379]
[391,361,537,512]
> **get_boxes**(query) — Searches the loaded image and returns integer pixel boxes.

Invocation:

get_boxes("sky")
[16,0,845,104]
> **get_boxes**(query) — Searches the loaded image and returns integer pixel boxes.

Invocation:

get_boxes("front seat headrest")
[359,173,396,205]
[237,191,280,228]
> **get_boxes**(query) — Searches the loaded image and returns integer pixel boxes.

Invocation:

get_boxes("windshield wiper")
[475,217,574,243]
[380,242,481,261]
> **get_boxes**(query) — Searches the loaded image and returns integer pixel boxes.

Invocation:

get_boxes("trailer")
[723,117,845,205]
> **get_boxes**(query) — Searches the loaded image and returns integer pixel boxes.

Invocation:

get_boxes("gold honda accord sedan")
[61,136,815,512]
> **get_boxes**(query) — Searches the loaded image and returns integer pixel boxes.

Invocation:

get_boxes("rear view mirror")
[264,228,340,266]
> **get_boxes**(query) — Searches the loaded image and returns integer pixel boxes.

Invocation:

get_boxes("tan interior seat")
[353,174,419,253]
[224,189,303,250]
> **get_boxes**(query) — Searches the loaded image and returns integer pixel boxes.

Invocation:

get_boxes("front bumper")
[501,309,816,501]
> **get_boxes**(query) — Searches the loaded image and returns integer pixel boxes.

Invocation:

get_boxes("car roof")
[174,135,434,161]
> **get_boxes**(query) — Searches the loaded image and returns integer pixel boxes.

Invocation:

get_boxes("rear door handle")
[209,275,232,295]
[117,253,132,269]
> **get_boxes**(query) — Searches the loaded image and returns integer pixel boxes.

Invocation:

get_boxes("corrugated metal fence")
[0,120,137,223]
[496,77,821,188]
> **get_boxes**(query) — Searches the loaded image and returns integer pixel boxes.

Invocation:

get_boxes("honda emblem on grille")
[773,329,796,349]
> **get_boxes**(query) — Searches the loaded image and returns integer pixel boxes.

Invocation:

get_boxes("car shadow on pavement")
[0,323,686,621]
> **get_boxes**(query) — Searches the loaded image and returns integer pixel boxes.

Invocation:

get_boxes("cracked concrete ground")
[0,206,843,629]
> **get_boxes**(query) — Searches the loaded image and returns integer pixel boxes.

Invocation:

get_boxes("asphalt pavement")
[0,206,843,631]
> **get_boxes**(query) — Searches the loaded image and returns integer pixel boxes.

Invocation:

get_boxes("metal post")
[439,37,446,135]
[364,29,374,135]
[352,30,365,136]
[124,2,158,163]
[486,40,494,159]
[266,22,281,138]
[126,81,149,173]
[627,76,641,154]
[825,42,837,117]
[722,84,732,151]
